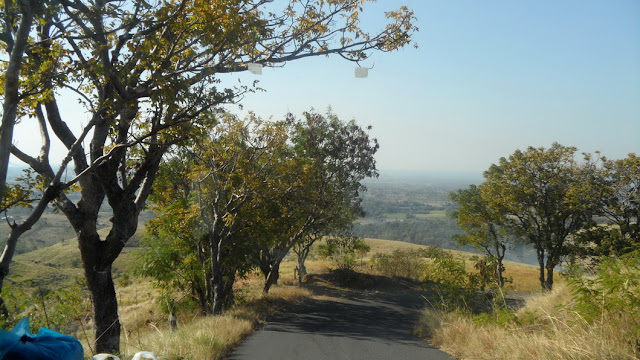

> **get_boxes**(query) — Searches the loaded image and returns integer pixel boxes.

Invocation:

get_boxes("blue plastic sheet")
[0,317,83,360]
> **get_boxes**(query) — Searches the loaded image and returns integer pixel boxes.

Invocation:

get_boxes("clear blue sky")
[226,0,640,173]
[11,0,640,175]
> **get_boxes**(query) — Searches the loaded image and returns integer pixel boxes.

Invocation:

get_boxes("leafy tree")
[570,153,639,262]
[318,234,369,271]
[483,143,599,290]
[256,110,379,293]
[143,114,288,315]
[8,0,416,352]
[449,184,510,287]
[597,154,639,253]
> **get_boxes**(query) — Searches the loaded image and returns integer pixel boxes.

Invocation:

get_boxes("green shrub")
[318,235,370,271]
[1,279,90,334]
[566,251,640,347]
[373,248,430,280]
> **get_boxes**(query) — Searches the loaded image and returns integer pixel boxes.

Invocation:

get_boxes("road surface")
[228,283,454,360]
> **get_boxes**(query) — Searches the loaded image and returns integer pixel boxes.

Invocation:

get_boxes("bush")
[318,235,370,271]
[0,279,90,334]
[566,251,640,348]
[423,251,495,313]
[373,248,431,280]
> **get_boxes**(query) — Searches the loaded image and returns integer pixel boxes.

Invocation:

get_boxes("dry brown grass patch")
[418,283,639,360]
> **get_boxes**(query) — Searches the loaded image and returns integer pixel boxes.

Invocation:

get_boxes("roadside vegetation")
[416,251,640,360]
[413,145,640,360]
[0,235,542,359]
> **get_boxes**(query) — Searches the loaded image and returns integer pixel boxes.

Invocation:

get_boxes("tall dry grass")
[417,283,639,360]
[74,275,311,359]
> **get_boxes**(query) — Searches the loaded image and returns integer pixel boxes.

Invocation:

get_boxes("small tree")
[318,235,369,271]
[449,184,510,287]
[256,110,379,293]
[143,114,288,315]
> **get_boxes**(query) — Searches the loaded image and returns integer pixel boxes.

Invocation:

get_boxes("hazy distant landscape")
[0,168,545,265]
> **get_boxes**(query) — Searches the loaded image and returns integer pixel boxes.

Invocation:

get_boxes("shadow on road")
[228,271,454,360]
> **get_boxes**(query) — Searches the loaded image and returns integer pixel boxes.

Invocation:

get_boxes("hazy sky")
[226,0,640,173]
[11,0,640,175]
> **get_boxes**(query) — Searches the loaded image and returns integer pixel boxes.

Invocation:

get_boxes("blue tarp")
[0,317,83,360]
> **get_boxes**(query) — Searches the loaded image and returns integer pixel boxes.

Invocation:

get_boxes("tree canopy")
[141,109,379,314]
[0,0,416,353]
[449,184,509,287]
[482,143,601,290]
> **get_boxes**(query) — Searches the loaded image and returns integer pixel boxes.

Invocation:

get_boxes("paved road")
[228,286,454,360]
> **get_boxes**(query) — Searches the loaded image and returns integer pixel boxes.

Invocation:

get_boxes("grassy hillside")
[7,226,142,289]
[2,235,549,359]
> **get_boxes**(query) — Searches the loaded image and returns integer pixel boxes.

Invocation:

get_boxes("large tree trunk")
[85,263,120,353]
[297,254,307,286]
[544,266,554,291]
[78,226,121,354]
[494,242,506,288]
[210,233,225,315]
[543,256,559,291]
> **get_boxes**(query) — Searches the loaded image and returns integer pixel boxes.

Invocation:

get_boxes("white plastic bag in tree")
[355,67,368,78]
[248,63,262,75]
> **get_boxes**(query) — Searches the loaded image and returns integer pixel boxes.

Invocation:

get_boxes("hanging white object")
[91,355,120,360]
[355,67,368,78]
[247,63,262,75]
[132,351,159,360]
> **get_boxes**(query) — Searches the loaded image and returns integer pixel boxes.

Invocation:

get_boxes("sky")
[11,0,640,176]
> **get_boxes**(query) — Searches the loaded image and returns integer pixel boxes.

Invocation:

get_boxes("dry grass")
[125,314,253,359]
[418,283,638,360]
[13,236,556,359]
[501,260,561,292]
[362,238,550,292]
[74,272,313,359]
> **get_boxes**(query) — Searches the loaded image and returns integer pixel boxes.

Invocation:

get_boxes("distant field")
[415,210,447,218]
[384,213,406,219]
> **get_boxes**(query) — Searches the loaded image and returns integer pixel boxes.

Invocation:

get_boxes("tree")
[144,114,288,315]
[318,234,369,271]
[483,143,599,290]
[573,153,640,260]
[10,0,415,353]
[598,154,640,252]
[292,232,320,284]
[449,184,510,287]
[256,110,379,293]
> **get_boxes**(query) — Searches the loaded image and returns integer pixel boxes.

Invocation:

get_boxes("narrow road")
[228,283,454,360]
